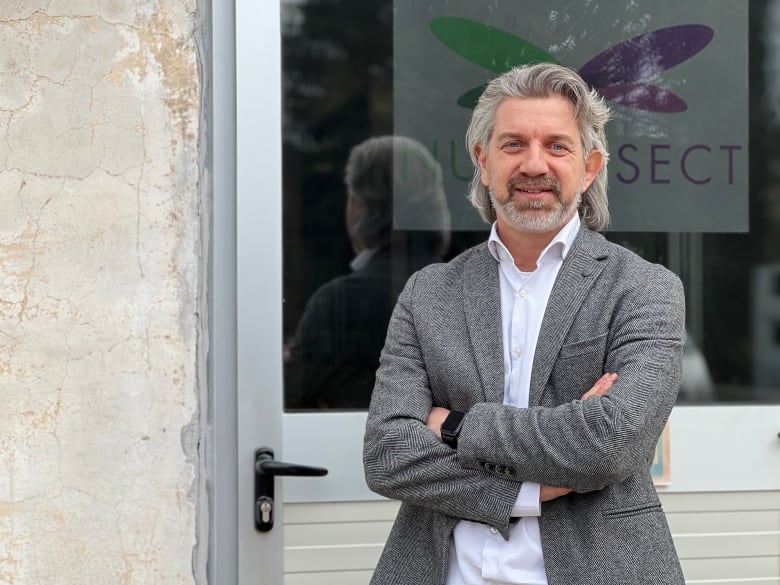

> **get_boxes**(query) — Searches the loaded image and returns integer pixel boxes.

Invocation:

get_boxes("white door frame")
[209,0,239,582]
[236,1,285,583]
[210,1,286,583]
[209,1,780,582]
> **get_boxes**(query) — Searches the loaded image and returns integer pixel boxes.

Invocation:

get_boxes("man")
[363,63,686,584]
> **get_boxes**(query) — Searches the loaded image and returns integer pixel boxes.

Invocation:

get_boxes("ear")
[475,144,490,186]
[581,149,603,191]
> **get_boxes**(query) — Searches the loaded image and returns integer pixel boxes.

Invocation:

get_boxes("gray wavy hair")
[466,63,612,231]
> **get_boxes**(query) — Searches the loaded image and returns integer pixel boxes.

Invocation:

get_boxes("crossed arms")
[425,372,618,503]
[363,261,685,530]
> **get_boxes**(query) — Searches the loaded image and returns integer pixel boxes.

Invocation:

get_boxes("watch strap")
[441,410,466,448]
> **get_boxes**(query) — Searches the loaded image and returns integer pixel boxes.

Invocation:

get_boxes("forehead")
[492,95,580,139]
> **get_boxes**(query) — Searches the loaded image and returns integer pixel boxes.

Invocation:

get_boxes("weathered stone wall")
[0,2,203,583]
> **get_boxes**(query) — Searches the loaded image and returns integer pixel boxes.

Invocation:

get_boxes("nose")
[519,144,549,177]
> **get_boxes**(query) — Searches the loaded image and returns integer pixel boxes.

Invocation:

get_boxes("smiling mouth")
[515,187,552,194]
[508,178,560,197]
[511,186,558,201]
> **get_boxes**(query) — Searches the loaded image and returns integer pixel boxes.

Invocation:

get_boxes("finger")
[582,373,617,399]
[582,377,607,399]
[596,372,617,393]
[425,407,450,436]
[540,485,573,502]
[592,373,617,395]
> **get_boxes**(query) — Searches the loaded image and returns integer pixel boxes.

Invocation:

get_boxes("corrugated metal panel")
[286,571,375,585]
[681,557,780,581]
[667,510,780,533]
[284,491,780,584]
[285,543,383,572]
[286,521,394,546]
[661,491,780,513]
[284,500,400,524]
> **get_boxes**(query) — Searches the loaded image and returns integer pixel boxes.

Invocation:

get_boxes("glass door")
[222,1,780,582]
[273,0,780,504]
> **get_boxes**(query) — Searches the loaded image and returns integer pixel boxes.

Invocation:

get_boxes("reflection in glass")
[281,0,780,406]
[284,137,450,409]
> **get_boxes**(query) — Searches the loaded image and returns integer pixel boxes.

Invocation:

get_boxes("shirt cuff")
[510,481,541,517]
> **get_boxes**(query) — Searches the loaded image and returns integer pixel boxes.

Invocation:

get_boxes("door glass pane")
[281,0,780,409]
[281,0,479,411]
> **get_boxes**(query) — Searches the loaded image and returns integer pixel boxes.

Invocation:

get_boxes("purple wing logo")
[430,19,715,113]
[579,25,714,112]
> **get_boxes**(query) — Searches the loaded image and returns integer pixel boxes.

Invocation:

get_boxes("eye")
[549,142,574,156]
[502,140,522,151]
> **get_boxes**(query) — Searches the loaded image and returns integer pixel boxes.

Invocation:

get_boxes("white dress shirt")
[447,214,581,585]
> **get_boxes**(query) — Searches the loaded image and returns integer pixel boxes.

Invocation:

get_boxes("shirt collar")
[349,247,378,271]
[488,213,581,267]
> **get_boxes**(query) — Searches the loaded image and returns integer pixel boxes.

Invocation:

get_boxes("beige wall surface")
[0,2,204,584]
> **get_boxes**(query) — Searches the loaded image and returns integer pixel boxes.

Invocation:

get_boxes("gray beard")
[490,185,580,234]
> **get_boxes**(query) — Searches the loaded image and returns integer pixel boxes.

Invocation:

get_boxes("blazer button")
[485,462,495,471]
[477,460,486,468]
[495,465,505,474]
[505,467,516,477]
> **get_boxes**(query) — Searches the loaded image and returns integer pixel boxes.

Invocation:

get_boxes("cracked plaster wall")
[0,2,203,584]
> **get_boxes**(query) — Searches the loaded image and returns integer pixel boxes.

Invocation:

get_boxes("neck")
[496,228,553,271]
[495,214,574,271]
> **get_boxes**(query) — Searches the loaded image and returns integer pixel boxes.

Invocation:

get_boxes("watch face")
[442,411,465,434]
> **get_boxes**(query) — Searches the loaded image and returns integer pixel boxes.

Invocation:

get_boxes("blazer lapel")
[529,229,609,406]
[463,245,505,404]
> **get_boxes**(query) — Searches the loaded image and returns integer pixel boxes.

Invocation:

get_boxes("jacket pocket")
[558,332,608,360]
[548,333,609,400]
[602,503,662,519]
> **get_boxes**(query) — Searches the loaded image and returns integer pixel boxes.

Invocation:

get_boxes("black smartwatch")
[440,410,466,448]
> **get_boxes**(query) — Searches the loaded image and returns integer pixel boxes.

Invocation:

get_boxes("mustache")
[507,176,561,196]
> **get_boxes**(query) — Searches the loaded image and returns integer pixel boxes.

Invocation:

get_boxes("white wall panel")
[284,492,780,584]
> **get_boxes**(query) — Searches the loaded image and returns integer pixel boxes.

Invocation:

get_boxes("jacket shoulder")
[412,242,490,285]
[580,229,682,289]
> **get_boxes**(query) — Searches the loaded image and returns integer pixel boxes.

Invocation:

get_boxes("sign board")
[393,0,748,232]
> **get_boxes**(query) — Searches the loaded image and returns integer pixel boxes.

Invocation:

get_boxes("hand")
[540,485,572,502]
[581,372,617,400]
[426,406,450,439]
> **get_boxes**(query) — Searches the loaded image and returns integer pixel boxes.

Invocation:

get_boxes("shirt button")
[517,290,526,298]
[513,347,523,357]
[490,527,498,534]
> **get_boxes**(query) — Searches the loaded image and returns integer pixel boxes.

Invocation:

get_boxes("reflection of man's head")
[344,136,450,254]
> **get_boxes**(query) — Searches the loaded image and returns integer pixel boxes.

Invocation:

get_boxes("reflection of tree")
[751,0,779,263]
[700,0,780,397]
[760,0,780,260]
[282,0,392,153]
[281,0,393,340]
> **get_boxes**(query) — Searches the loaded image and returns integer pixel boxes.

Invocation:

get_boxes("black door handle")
[256,448,329,477]
[254,447,328,532]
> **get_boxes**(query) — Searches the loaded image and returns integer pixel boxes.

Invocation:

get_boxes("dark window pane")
[281,0,780,409]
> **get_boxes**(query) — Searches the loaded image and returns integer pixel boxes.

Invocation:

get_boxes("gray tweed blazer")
[363,227,686,585]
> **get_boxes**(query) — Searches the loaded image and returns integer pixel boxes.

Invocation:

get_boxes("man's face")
[475,95,603,236]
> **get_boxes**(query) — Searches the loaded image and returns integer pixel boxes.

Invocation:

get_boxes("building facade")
[1,1,779,584]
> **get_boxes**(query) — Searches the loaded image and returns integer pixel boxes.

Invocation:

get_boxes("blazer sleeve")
[456,264,686,493]
[363,271,521,529]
